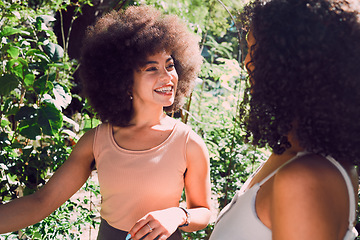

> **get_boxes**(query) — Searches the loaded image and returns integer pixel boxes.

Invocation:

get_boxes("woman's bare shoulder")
[275,153,355,187]
[271,154,353,239]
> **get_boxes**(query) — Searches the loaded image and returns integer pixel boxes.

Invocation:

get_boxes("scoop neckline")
[108,121,178,153]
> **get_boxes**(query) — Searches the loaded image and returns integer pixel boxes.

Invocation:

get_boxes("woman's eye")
[145,67,158,71]
[167,64,175,70]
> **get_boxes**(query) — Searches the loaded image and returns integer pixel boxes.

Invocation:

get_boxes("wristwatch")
[178,207,191,227]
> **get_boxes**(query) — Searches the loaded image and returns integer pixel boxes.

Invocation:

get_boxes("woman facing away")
[0,5,212,240]
[210,0,360,239]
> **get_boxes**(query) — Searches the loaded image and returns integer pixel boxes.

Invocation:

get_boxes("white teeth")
[155,86,172,93]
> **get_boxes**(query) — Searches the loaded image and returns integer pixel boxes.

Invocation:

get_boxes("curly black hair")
[79,5,202,126]
[239,0,360,165]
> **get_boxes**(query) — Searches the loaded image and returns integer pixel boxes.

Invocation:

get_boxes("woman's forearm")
[180,207,211,232]
[0,193,53,234]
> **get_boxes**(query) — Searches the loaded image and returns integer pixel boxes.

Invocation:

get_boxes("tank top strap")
[93,122,110,159]
[258,151,308,186]
[258,151,356,229]
[323,155,356,229]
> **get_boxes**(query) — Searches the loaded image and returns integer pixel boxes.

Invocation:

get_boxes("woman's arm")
[0,128,96,234]
[271,155,355,240]
[181,130,212,231]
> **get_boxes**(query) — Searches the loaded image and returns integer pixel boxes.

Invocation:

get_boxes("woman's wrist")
[178,207,191,227]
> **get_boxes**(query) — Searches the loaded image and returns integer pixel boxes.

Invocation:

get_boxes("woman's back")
[210,152,358,240]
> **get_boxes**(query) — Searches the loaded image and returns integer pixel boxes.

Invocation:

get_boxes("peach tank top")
[93,121,191,231]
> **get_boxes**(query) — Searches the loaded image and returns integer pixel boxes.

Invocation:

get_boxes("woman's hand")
[127,207,185,240]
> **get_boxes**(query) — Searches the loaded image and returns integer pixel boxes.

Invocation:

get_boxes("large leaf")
[7,46,19,58]
[35,15,56,31]
[37,15,56,23]
[24,72,35,86]
[7,58,28,79]
[15,106,37,121]
[15,105,55,140]
[37,103,62,136]
[53,83,72,110]
[18,119,41,140]
[34,73,56,95]
[43,42,64,62]
[0,26,29,37]
[26,49,51,63]
[0,74,20,95]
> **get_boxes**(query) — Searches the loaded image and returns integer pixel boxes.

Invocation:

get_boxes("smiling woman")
[0,5,211,240]
[132,52,178,110]
[80,6,202,127]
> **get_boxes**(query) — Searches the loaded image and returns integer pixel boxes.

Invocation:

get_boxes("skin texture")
[235,0,360,239]
[0,6,211,239]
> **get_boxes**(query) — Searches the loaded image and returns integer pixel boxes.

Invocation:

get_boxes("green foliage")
[141,0,243,38]
[1,0,72,200]
[0,0,98,239]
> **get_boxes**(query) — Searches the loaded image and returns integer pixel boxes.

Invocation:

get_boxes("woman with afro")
[210,0,360,239]
[0,6,211,240]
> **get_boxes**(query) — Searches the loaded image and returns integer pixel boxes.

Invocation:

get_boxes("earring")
[128,91,133,100]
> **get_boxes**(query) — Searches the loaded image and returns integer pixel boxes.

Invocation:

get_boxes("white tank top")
[209,152,358,240]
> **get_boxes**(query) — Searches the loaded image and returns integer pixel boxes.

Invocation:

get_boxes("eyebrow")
[145,57,174,65]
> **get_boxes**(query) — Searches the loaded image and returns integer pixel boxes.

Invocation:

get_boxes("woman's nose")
[159,69,172,82]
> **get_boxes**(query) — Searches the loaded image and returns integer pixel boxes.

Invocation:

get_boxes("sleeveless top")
[209,152,358,240]
[93,121,191,231]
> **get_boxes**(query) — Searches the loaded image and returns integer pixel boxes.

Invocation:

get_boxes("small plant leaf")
[37,103,63,136]
[7,45,19,58]
[0,74,20,95]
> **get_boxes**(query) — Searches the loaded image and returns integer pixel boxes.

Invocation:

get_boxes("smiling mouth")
[154,86,173,93]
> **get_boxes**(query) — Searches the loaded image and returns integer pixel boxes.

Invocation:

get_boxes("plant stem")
[215,0,244,62]
[59,10,66,52]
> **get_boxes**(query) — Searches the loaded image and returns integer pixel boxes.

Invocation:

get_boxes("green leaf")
[2,98,12,113]
[7,58,28,79]
[34,75,47,95]
[0,74,20,95]
[18,119,41,140]
[53,83,72,110]
[1,119,10,128]
[15,106,37,121]
[43,42,64,62]
[26,49,51,63]
[21,146,34,157]
[5,106,20,116]
[47,62,71,69]
[38,103,62,136]
[24,72,35,86]
[44,29,56,39]
[37,15,56,23]
[0,26,23,37]
[34,73,56,95]
[7,46,19,58]
[35,17,43,31]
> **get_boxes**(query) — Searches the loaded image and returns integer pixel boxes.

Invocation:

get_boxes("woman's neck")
[129,106,167,128]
